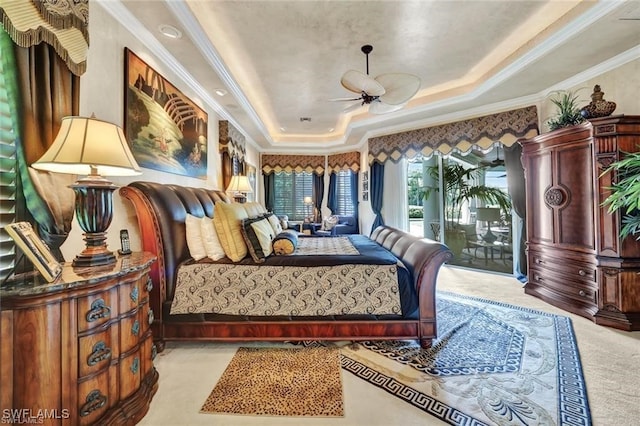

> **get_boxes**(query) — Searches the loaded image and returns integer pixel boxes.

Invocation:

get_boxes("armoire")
[521,115,640,331]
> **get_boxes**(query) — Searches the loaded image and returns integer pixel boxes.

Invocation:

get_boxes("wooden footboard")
[120,182,452,350]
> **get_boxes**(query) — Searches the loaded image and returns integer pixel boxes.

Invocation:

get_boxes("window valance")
[368,106,539,164]
[328,151,360,173]
[218,120,246,162]
[0,0,89,75]
[261,154,325,176]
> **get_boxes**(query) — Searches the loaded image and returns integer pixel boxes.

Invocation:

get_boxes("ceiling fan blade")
[368,100,406,115]
[376,73,421,105]
[343,102,365,113]
[341,70,385,96]
[328,96,363,102]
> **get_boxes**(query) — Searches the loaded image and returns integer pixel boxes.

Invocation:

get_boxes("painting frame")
[4,222,62,282]
[124,47,208,179]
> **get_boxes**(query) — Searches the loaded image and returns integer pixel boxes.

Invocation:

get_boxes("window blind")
[273,171,312,221]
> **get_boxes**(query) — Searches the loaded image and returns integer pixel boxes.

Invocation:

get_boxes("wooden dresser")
[0,252,158,425]
[521,115,640,331]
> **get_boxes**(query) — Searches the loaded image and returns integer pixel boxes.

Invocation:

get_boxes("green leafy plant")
[422,162,512,231]
[546,90,585,131]
[602,151,640,239]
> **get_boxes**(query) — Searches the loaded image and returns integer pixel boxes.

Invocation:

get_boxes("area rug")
[200,346,343,417]
[340,292,592,426]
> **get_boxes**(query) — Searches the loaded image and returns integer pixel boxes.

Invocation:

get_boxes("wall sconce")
[226,175,253,203]
[476,207,501,243]
[32,116,141,267]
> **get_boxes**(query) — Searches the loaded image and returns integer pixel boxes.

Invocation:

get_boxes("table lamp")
[303,196,314,221]
[476,207,501,243]
[32,116,141,267]
[226,175,252,203]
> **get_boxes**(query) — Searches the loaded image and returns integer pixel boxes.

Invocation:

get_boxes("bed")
[120,181,452,349]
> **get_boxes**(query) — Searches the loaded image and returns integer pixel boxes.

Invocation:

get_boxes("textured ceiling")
[110,0,640,152]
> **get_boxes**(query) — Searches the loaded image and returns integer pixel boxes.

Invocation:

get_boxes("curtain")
[13,36,79,261]
[381,159,408,230]
[221,151,233,190]
[312,173,324,223]
[504,143,528,280]
[263,173,275,212]
[370,161,385,234]
[327,172,337,214]
[349,170,359,233]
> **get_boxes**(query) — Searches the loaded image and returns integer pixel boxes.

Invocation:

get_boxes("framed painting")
[124,48,208,178]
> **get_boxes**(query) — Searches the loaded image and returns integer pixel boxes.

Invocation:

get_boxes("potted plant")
[602,151,640,239]
[546,89,585,131]
[422,162,512,255]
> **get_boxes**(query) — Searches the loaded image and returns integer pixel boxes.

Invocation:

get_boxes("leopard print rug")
[200,346,344,417]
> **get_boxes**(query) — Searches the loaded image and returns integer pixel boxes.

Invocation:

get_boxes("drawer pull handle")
[130,286,139,303]
[148,309,154,325]
[87,341,112,367]
[131,357,140,375]
[535,275,543,281]
[80,390,107,417]
[146,278,153,292]
[579,290,586,297]
[131,320,140,336]
[151,344,157,361]
[86,299,111,322]
[578,269,587,276]
[536,258,544,264]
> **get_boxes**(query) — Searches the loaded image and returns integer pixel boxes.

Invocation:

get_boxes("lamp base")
[70,175,118,268]
[482,229,498,244]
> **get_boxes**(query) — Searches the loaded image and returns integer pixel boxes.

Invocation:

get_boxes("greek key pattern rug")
[339,292,591,426]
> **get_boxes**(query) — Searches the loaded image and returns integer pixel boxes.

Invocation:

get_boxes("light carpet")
[339,291,591,425]
[200,346,343,417]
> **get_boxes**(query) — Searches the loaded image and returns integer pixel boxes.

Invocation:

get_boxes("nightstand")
[0,252,158,425]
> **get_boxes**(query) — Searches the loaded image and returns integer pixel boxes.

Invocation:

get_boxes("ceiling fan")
[331,45,421,114]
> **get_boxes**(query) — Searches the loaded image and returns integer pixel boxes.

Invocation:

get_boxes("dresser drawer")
[77,369,110,426]
[120,311,142,353]
[79,328,116,378]
[119,280,141,313]
[530,251,596,283]
[140,334,156,377]
[120,350,141,399]
[77,289,117,333]
[529,266,597,305]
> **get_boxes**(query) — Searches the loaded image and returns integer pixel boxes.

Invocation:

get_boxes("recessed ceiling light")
[215,89,227,97]
[158,24,182,39]
[328,128,335,132]
[280,127,287,132]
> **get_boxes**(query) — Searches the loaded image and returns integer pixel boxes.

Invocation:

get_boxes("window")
[335,169,354,216]
[273,171,312,221]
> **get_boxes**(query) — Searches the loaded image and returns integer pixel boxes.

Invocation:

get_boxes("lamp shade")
[304,196,313,204]
[226,175,253,193]
[476,207,501,222]
[32,116,141,176]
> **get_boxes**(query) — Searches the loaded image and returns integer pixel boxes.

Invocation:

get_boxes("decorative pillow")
[322,215,339,231]
[200,217,226,261]
[240,217,275,262]
[264,213,283,235]
[244,202,267,217]
[185,214,207,260]
[272,231,298,255]
[213,202,249,262]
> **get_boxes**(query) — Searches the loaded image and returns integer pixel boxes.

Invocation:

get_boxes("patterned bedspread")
[292,236,359,256]
[170,262,401,316]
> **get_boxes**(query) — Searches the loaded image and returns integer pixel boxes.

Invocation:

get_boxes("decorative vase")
[580,85,616,119]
